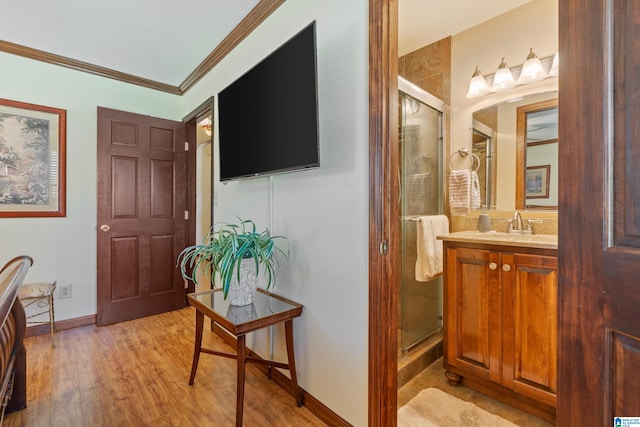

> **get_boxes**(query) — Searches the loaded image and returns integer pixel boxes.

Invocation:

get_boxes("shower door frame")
[398,77,446,353]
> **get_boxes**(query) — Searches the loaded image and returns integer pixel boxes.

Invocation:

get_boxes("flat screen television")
[218,22,319,182]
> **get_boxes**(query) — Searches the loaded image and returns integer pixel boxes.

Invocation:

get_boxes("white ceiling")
[0,1,533,88]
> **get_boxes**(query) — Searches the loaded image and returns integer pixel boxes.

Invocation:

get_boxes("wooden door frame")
[182,97,214,297]
[368,0,399,425]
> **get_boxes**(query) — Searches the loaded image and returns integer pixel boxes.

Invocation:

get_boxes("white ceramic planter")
[227,258,258,306]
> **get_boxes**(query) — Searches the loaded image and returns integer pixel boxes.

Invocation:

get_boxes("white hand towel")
[471,170,481,210]
[415,215,450,282]
[408,173,433,215]
[449,169,471,215]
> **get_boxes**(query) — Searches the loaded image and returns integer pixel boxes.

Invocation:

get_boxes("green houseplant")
[178,218,287,306]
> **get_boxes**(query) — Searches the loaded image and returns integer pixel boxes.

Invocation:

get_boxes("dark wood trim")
[182,98,214,297]
[557,0,607,424]
[0,40,181,95]
[527,138,558,147]
[0,1,284,95]
[178,0,286,93]
[25,314,96,338]
[211,324,350,426]
[182,97,215,123]
[369,0,398,425]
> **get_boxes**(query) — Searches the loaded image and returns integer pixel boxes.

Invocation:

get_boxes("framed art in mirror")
[526,164,550,198]
[0,99,66,217]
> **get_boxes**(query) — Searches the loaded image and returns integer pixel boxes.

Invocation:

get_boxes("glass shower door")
[399,88,444,353]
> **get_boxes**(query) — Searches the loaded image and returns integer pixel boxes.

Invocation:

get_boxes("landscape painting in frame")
[0,99,66,217]
[525,164,550,199]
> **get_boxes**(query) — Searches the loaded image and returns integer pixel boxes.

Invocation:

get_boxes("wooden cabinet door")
[502,252,558,407]
[444,247,502,382]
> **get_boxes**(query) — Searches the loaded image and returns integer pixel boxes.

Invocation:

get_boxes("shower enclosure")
[398,77,444,353]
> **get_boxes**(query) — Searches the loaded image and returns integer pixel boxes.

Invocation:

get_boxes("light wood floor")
[4,307,326,427]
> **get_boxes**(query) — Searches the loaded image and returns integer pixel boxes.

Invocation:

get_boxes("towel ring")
[448,149,480,172]
[410,153,433,175]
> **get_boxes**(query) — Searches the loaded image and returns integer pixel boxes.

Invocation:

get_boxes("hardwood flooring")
[4,307,326,427]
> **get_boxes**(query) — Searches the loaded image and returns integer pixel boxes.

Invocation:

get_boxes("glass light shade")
[491,58,516,92]
[466,66,490,98]
[517,48,547,84]
[199,116,212,137]
[548,51,559,77]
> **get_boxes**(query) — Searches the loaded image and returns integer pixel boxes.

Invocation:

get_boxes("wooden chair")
[18,281,56,348]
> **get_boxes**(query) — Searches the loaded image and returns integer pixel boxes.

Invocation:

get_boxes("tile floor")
[398,358,554,426]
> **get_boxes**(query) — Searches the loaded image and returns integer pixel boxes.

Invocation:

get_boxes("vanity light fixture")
[517,48,547,84]
[466,66,491,98]
[491,58,517,92]
[466,48,559,98]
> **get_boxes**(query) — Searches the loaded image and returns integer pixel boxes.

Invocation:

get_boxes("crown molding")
[0,0,285,96]
[0,40,181,95]
[178,0,286,93]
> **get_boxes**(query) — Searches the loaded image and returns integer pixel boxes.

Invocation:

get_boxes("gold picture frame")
[0,99,66,217]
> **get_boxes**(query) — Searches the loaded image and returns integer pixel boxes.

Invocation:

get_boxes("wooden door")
[503,252,557,408]
[559,0,640,423]
[97,107,186,326]
[444,246,500,383]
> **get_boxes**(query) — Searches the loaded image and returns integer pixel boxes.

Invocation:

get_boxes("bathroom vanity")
[439,231,558,423]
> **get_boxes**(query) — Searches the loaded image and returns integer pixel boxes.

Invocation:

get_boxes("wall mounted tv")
[218,21,319,182]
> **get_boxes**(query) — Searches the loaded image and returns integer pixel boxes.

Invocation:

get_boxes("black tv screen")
[218,22,319,182]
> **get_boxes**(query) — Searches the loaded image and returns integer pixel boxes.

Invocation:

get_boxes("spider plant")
[178,218,287,299]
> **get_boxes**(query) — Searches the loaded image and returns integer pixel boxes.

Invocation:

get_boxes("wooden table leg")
[189,309,204,385]
[285,319,302,406]
[236,334,246,427]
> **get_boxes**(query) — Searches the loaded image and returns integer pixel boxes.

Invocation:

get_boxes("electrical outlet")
[59,284,72,299]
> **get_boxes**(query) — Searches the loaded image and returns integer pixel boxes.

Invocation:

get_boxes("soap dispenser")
[477,206,491,232]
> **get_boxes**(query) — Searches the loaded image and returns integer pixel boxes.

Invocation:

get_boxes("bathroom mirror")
[472,91,558,210]
[471,119,496,209]
[516,98,558,209]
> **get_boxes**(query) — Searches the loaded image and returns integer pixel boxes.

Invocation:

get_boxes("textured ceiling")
[0,0,260,87]
[0,1,532,88]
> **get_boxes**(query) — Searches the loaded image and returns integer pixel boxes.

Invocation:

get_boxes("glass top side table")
[187,288,303,427]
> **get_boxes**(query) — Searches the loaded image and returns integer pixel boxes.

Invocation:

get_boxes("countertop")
[437,230,558,250]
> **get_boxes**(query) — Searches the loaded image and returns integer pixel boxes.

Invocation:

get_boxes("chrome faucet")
[507,211,524,233]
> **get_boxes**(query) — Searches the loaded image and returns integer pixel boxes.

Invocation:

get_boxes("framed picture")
[0,99,66,217]
[526,165,550,199]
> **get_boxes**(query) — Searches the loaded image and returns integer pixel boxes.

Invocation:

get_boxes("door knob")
[502,264,511,272]
[489,262,498,270]
[100,224,111,232]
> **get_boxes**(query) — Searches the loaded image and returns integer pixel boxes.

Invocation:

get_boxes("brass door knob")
[100,224,111,232]
[502,264,511,272]
[489,262,498,270]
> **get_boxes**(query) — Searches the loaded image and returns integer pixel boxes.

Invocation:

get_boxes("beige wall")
[451,0,559,211]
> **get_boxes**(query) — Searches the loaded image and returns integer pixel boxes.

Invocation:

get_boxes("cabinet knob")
[489,262,498,270]
[502,264,511,272]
